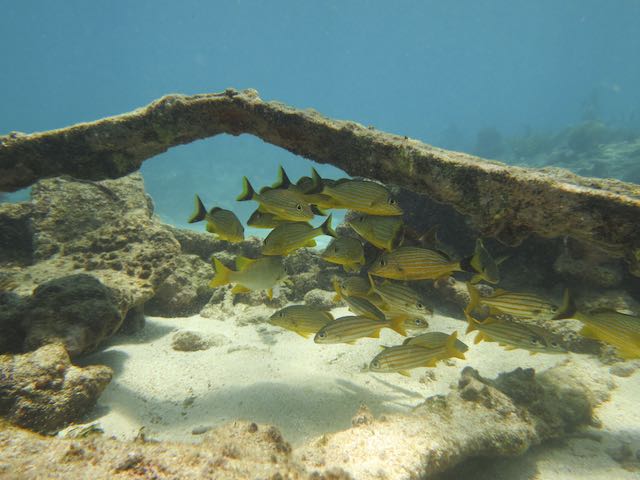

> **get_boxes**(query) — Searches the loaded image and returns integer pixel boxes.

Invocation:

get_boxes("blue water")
[1,0,639,226]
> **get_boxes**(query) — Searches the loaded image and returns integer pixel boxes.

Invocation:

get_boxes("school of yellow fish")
[189,166,640,376]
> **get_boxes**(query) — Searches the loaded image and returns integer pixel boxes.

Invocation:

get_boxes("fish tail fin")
[446,331,466,360]
[307,167,324,194]
[332,276,343,302]
[188,194,207,223]
[367,273,377,296]
[388,317,407,336]
[310,205,328,216]
[464,311,478,334]
[272,165,293,189]
[236,177,256,201]
[553,288,578,320]
[320,214,337,238]
[210,258,232,287]
[465,282,481,315]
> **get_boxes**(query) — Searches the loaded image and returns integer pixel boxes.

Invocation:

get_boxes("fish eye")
[279,312,284,318]
[379,258,386,267]
[296,204,303,211]
[530,336,539,344]
[358,216,365,222]
[414,319,422,326]
[551,341,559,347]
[416,302,424,309]
[371,360,380,369]
[551,306,558,312]
[388,198,397,205]
[317,331,326,338]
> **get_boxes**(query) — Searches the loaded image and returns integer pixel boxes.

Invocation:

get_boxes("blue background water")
[1,0,639,232]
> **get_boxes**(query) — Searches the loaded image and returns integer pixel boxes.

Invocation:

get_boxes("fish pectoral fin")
[304,239,317,248]
[345,340,357,345]
[296,331,311,339]
[235,256,256,271]
[398,370,411,377]
[424,358,438,367]
[231,285,251,294]
[473,332,485,344]
[579,325,600,340]
[266,288,273,300]
[369,329,381,339]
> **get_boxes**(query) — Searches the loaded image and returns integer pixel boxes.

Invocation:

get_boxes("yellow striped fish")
[554,290,640,359]
[342,294,387,322]
[321,236,366,272]
[465,283,559,320]
[262,215,336,256]
[310,168,403,216]
[368,276,433,322]
[465,312,566,354]
[314,315,407,344]
[247,209,292,229]
[348,214,405,251]
[269,305,333,338]
[237,177,316,222]
[210,256,285,300]
[369,240,499,283]
[332,276,372,301]
[270,166,341,210]
[188,195,244,243]
[403,332,469,353]
[369,332,467,376]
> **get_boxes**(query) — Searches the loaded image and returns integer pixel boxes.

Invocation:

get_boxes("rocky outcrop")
[0,343,112,434]
[1,89,638,274]
[0,362,613,478]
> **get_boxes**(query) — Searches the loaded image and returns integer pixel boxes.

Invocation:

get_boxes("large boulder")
[0,343,112,434]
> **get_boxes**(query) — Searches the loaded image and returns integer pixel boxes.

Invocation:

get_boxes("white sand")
[81,306,640,478]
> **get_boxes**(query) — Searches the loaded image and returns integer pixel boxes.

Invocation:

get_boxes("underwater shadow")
[432,451,539,480]
[103,317,176,346]
[97,376,417,446]
[76,348,130,378]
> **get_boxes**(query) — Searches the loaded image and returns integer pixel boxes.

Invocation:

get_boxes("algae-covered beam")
[1,88,639,266]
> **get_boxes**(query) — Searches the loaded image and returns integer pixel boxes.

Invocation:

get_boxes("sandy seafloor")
[80,305,640,479]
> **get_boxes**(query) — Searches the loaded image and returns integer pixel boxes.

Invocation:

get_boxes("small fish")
[247,209,292,229]
[341,293,387,322]
[321,236,366,272]
[262,215,337,256]
[271,166,341,210]
[465,312,566,354]
[310,168,403,216]
[269,305,333,338]
[555,290,640,359]
[332,276,372,301]
[314,315,407,344]
[368,276,433,323]
[465,283,559,320]
[210,256,285,299]
[347,214,405,251]
[403,332,469,352]
[369,332,467,376]
[188,194,244,242]
[369,239,499,283]
[237,177,317,222]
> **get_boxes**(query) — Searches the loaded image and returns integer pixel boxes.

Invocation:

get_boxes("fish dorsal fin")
[235,256,256,270]
[208,206,222,215]
[272,165,293,189]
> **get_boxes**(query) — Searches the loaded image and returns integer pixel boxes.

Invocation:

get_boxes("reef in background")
[1,89,638,275]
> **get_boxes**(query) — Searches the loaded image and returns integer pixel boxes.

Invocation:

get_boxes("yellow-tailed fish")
[321,236,366,272]
[237,176,318,222]
[247,209,292,229]
[314,315,407,344]
[403,332,469,353]
[271,166,340,210]
[554,290,640,359]
[269,305,333,338]
[262,214,337,256]
[309,168,403,216]
[369,332,467,376]
[369,239,499,283]
[466,283,558,320]
[465,312,566,354]
[368,276,433,323]
[347,213,405,252]
[210,256,285,300]
[188,194,244,242]
[331,276,372,301]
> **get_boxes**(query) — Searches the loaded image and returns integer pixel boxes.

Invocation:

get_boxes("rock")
[144,254,214,317]
[554,250,623,288]
[171,330,227,352]
[609,361,640,378]
[303,289,336,310]
[0,343,112,434]
[0,290,25,354]
[21,274,123,357]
